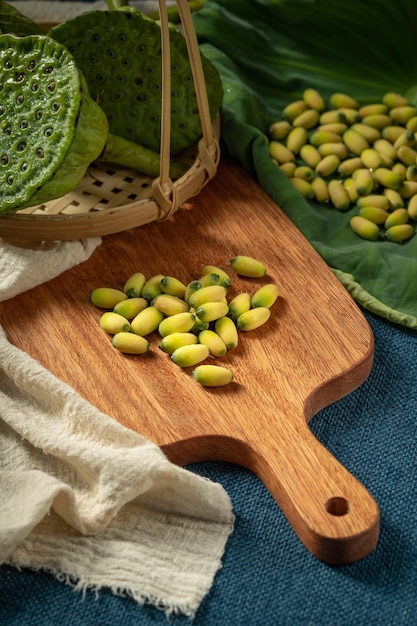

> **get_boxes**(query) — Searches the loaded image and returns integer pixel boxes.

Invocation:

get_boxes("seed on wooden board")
[230,255,267,278]
[91,287,127,309]
[112,332,149,355]
[158,311,196,337]
[171,343,210,367]
[100,311,130,334]
[123,272,146,298]
[237,307,271,331]
[130,305,164,336]
[113,297,148,320]
[193,364,234,387]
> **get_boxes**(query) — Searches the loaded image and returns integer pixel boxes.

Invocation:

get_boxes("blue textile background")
[1,309,416,625]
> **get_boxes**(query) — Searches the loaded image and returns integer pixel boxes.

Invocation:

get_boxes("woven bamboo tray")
[0,1,221,242]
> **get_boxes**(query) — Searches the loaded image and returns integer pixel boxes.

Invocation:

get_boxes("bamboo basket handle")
[152,0,220,216]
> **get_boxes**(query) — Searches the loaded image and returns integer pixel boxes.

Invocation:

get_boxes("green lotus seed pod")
[91,287,127,309]
[100,311,130,334]
[50,9,223,157]
[192,364,234,387]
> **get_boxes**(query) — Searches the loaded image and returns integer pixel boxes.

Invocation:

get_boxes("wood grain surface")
[0,156,379,564]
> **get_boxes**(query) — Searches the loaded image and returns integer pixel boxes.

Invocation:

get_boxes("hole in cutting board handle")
[325,496,350,516]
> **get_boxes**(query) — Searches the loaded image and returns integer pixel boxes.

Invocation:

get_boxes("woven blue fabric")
[1,309,416,625]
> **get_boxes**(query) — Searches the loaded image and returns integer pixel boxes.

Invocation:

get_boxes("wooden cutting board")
[0,156,379,564]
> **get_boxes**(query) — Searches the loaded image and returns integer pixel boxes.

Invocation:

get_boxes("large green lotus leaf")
[193,0,417,329]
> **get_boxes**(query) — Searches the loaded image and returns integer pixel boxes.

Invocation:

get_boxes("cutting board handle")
[249,406,380,564]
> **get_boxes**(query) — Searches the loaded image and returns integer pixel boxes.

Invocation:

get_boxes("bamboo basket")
[0,0,221,242]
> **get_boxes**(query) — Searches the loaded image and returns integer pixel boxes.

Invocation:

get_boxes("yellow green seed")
[198,273,221,287]
[384,208,409,229]
[338,157,363,177]
[397,145,417,167]
[299,144,322,168]
[318,143,349,159]
[381,125,405,144]
[292,109,320,129]
[158,311,196,337]
[215,316,239,349]
[406,165,417,182]
[269,140,295,164]
[196,301,229,323]
[373,138,397,162]
[311,176,330,203]
[188,285,227,308]
[158,332,198,355]
[389,106,417,124]
[130,305,164,336]
[319,110,346,124]
[330,92,359,109]
[309,131,343,146]
[360,148,383,170]
[282,99,309,121]
[123,272,146,298]
[317,122,348,135]
[343,128,369,155]
[113,297,148,320]
[184,280,202,303]
[361,114,391,129]
[100,311,130,334]
[358,103,388,117]
[393,130,415,150]
[141,274,165,301]
[279,162,297,178]
[160,276,187,299]
[350,216,380,240]
[383,188,404,210]
[251,283,279,309]
[400,180,417,198]
[353,169,374,196]
[91,287,127,309]
[407,194,417,219]
[237,307,271,331]
[358,206,389,225]
[171,343,209,367]
[200,265,231,288]
[286,126,308,153]
[293,165,315,181]
[336,108,361,124]
[343,178,360,203]
[303,88,326,111]
[269,119,291,140]
[228,292,251,320]
[382,92,409,108]
[392,162,407,178]
[111,332,149,355]
[406,116,417,133]
[198,330,227,357]
[230,255,267,278]
[350,123,381,143]
[373,168,403,190]
[357,195,390,210]
[289,177,314,198]
[192,364,234,387]
[315,154,340,177]
[153,293,189,316]
[385,224,414,242]
[328,179,351,211]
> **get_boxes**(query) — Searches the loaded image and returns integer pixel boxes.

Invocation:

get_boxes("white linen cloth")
[0,238,234,618]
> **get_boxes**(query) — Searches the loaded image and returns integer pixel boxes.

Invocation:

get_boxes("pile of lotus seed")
[90,256,278,387]
[268,89,417,243]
